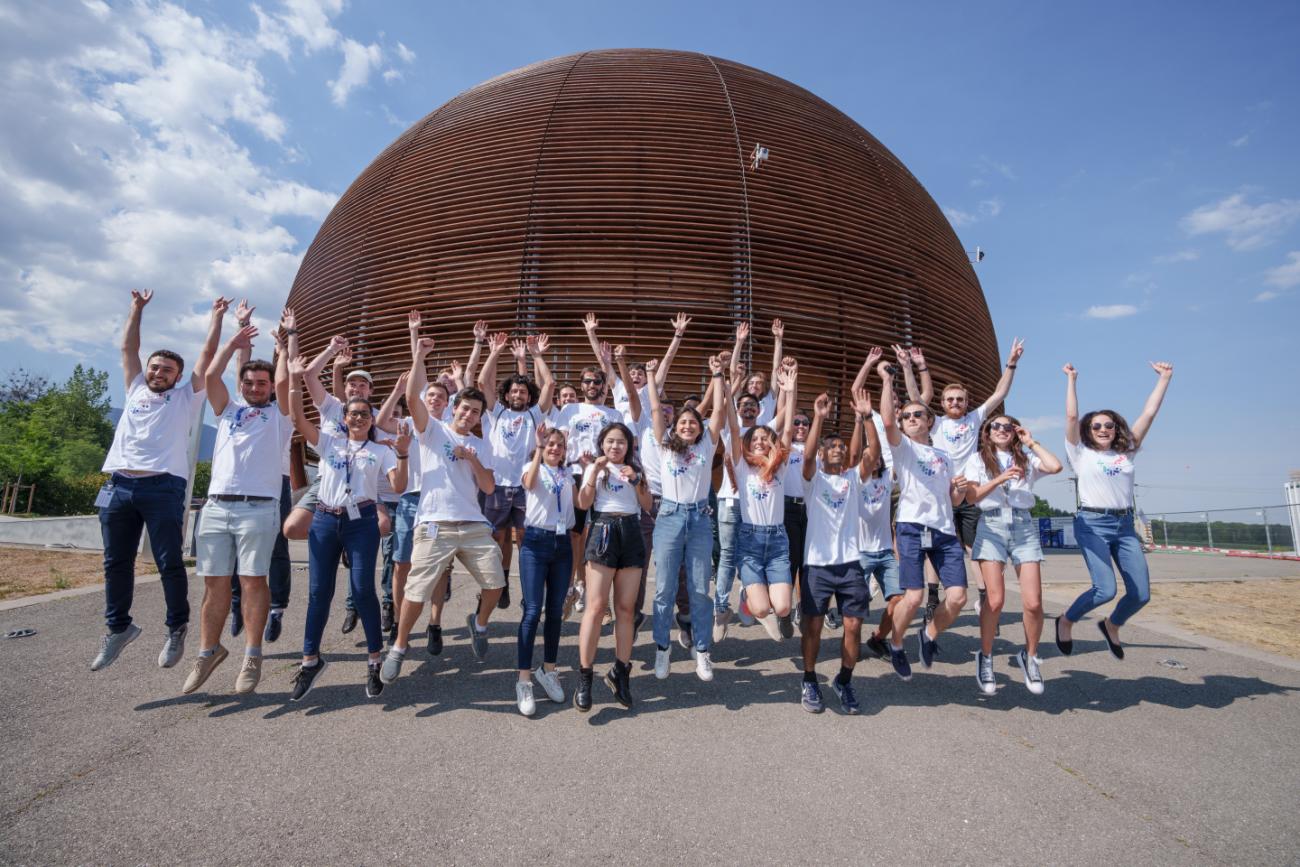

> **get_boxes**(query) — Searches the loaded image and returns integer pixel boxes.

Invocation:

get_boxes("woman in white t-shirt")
[724,366,798,642]
[964,416,1062,695]
[513,426,575,716]
[287,358,408,702]
[1056,362,1173,661]
[646,355,727,683]
[573,421,653,711]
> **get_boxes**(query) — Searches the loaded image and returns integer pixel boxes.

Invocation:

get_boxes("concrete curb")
[0,573,160,612]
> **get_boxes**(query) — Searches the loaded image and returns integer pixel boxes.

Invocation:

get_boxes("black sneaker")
[605,661,633,709]
[381,601,395,632]
[918,620,940,669]
[427,624,443,656]
[778,614,794,639]
[497,584,510,610]
[229,601,244,638]
[865,633,889,659]
[889,646,912,681]
[289,659,327,701]
[341,609,358,634]
[366,663,384,698]
[264,610,283,644]
[574,672,593,712]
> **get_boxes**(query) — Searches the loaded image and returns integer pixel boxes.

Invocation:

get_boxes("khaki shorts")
[405,521,505,602]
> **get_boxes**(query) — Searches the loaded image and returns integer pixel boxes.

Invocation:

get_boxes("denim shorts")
[859,549,901,599]
[197,498,279,577]
[584,512,646,570]
[971,508,1043,565]
[392,491,420,564]
[484,485,526,531]
[736,523,792,587]
[896,522,966,590]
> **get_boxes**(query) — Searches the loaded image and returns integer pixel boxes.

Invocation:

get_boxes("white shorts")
[196,498,280,577]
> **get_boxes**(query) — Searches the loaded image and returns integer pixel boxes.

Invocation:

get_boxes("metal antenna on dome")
[749,143,769,172]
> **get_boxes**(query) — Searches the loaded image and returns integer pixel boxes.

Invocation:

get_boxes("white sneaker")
[976,651,996,695]
[573,583,586,614]
[534,666,565,703]
[692,649,714,682]
[654,646,671,680]
[516,680,536,716]
[1016,650,1045,695]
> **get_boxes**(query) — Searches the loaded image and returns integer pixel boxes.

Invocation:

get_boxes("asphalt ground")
[1,549,1298,865]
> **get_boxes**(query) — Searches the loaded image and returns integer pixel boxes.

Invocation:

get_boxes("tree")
[0,368,51,406]
[1031,496,1072,519]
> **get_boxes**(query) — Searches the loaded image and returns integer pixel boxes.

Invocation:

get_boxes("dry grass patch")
[0,545,144,601]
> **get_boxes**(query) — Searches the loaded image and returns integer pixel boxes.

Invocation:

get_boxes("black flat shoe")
[427,624,443,656]
[1054,616,1073,656]
[1097,620,1124,660]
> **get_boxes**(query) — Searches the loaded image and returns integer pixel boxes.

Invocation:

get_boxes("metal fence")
[1143,505,1295,555]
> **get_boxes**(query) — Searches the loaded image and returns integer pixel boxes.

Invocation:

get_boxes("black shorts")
[570,475,589,535]
[800,562,870,620]
[954,501,980,548]
[484,485,525,531]
[583,512,646,570]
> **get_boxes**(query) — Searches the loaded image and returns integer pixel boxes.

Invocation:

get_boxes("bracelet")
[283,328,297,336]
[711,372,723,378]
[915,366,928,372]
[1006,363,1017,369]
[861,411,873,420]
[396,453,409,460]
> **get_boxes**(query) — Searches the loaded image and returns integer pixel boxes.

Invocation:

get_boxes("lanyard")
[543,465,566,511]
[343,440,363,497]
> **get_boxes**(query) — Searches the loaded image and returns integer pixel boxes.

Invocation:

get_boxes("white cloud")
[329,37,383,105]
[1254,291,1279,303]
[944,206,976,227]
[1153,249,1199,264]
[1264,251,1300,289]
[1180,193,1300,251]
[943,197,1002,229]
[0,1,339,357]
[1084,304,1139,320]
[1017,415,1063,433]
[1230,134,1250,148]
[396,41,416,64]
[976,156,1016,181]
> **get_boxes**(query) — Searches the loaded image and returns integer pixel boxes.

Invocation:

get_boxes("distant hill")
[108,407,218,461]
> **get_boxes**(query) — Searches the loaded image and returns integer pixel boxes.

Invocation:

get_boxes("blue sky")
[1,0,1297,516]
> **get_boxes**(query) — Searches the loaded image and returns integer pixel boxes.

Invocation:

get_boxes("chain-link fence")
[1145,506,1295,555]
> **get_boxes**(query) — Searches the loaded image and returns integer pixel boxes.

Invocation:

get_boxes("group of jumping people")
[91,292,1174,715]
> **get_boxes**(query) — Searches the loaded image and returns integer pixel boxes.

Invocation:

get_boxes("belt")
[317,499,375,515]
[1079,506,1134,516]
[784,496,805,505]
[209,494,274,502]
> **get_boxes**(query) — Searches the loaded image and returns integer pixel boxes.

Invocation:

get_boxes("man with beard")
[476,331,555,610]
[92,290,225,672]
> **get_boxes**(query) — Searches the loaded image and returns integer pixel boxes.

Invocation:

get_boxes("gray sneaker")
[157,625,188,669]
[91,624,142,671]
[466,613,488,660]
[379,647,405,684]
[1016,649,1045,695]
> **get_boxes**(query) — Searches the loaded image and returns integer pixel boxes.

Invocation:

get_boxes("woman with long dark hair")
[1055,362,1173,660]
[964,415,1062,694]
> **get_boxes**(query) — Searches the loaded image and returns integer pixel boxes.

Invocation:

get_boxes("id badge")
[555,520,566,536]
[1001,507,1013,524]
[346,502,361,520]
[94,485,113,509]
[920,527,933,550]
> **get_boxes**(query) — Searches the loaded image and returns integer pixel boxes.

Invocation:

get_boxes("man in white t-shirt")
[181,320,292,696]
[712,388,761,639]
[381,332,504,684]
[475,331,554,610]
[728,318,784,427]
[92,291,225,673]
[582,311,689,419]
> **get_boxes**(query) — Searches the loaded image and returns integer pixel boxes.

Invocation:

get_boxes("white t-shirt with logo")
[641,435,663,497]
[930,406,988,467]
[415,419,494,523]
[857,474,892,553]
[782,442,806,498]
[209,402,293,499]
[585,462,641,514]
[526,462,575,531]
[554,402,628,471]
[483,405,544,487]
[964,450,1044,511]
[754,391,777,427]
[612,377,650,418]
[734,458,786,526]
[657,432,716,504]
[314,393,351,443]
[1065,440,1137,510]
[891,436,956,537]
[804,463,862,566]
[103,374,206,480]
[716,426,752,501]
[314,432,397,509]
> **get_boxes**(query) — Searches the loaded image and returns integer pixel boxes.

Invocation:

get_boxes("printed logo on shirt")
[324,446,380,471]
[941,421,973,444]
[666,447,702,478]
[442,440,474,463]
[498,414,527,441]
[540,469,565,497]
[861,479,888,507]
[746,474,778,502]
[915,450,949,477]
[229,405,272,430]
[128,391,172,416]
[1096,454,1129,477]
[603,473,627,493]
[818,476,849,509]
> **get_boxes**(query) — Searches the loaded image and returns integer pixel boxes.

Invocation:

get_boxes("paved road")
[2,552,1298,865]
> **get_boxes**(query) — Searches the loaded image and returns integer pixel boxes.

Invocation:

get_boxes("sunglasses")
[900,410,928,421]
[989,422,1016,432]
[581,378,605,385]
[792,419,811,427]
[1091,421,1116,431]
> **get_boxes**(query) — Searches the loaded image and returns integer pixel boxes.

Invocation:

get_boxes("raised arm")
[1018,425,1063,475]
[768,319,784,399]
[582,313,616,382]
[891,344,923,404]
[909,346,933,406]
[851,387,881,481]
[981,337,1025,414]
[192,296,230,392]
[1129,362,1174,448]
[330,342,352,402]
[645,359,666,445]
[878,361,902,447]
[614,344,641,423]
[1063,363,1080,446]
[510,338,528,377]
[464,320,488,388]
[729,321,749,383]
[803,393,830,481]
[304,335,346,407]
[528,333,554,415]
[120,289,151,385]
[850,346,884,393]
[717,355,741,446]
[406,334,435,434]
[287,355,319,447]
[273,313,291,413]
[775,365,797,448]
[205,324,257,416]
[233,299,255,372]
[522,425,547,491]
[373,371,409,436]
[476,331,509,411]
[655,313,690,382]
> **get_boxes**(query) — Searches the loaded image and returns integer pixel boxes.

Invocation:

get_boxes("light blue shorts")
[971,508,1043,566]
[197,498,280,577]
[859,549,901,599]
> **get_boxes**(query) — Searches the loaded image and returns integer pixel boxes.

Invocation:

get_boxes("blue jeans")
[304,504,382,656]
[1066,511,1151,626]
[347,499,397,611]
[653,498,714,652]
[98,473,190,633]
[713,498,741,612]
[231,474,293,609]
[736,523,792,587]
[517,527,573,670]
